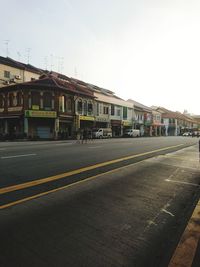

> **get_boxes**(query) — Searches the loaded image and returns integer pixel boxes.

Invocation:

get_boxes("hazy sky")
[1,0,200,114]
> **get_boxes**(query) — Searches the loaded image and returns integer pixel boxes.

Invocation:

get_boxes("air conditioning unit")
[10,78,15,83]
[15,75,21,80]
[3,80,10,85]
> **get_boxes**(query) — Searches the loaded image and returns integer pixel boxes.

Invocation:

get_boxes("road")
[0,137,200,267]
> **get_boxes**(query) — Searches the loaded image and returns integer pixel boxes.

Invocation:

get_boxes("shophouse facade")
[151,109,165,136]
[153,107,198,136]
[0,74,94,140]
[0,56,42,88]
[127,99,152,136]
[82,83,134,137]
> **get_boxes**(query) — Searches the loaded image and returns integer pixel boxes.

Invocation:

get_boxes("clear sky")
[1,0,200,114]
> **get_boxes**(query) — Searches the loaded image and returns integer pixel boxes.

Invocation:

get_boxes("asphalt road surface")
[0,137,200,267]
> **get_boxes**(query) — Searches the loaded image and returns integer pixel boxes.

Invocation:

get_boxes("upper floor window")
[43,92,52,110]
[96,103,99,116]
[17,92,23,106]
[88,102,93,115]
[103,106,109,115]
[156,115,160,121]
[83,100,87,116]
[77,99,82,114]
[117,109,121,116]
[66,98,72,112]
[123,107,127,120]
[8,93,14,107]
[0,95,4,108]
[59,95,65,112]
[4,71,10,79]
[99,103,103,114]
[111,104,115,116]
[31,91,40,107]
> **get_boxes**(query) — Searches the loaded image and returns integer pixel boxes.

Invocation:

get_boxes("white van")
[92,128,112,139]
[124,129,140,137]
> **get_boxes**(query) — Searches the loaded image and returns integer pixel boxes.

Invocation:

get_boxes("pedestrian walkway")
[167,145,200,267]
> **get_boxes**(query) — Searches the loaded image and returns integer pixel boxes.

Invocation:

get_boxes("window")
[59,95,65,112]
[99,103,103,114]
[123,107,127,120]
[31,91,40,106]
[77,99,82,114]
[111,104,115,115]
[117,109,121,116]
[103,106,109,114]
[43,92,52,109]
[0,95,4,108]
[4,71,10,79]
[156,115,160,121]
[66,98,72,112]
[96,103,99,116]
[17,92,22,106]
[83,100,87,116]
[8,93,14,107]
[88,102,93,115]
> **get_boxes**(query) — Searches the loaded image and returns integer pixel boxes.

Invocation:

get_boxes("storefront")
[58,115,73,139]
[78,115,95,130]
[95,117,109,128]
[111,119,122,137]
[24,110,57,139]
[122,120,133,134]
[0,115,23,139]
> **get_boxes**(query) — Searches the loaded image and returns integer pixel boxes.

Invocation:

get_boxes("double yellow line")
[0,144,183,209]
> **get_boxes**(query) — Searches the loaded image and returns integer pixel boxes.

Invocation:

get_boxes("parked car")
[92,128,112,139]
[123,129,140,137]
[182,132,192,136]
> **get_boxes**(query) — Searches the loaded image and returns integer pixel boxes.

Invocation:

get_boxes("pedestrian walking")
[82,128,88,144]
[76,128,81,144]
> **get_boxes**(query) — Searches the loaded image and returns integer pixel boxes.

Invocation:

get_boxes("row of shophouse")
[0,56,199,140]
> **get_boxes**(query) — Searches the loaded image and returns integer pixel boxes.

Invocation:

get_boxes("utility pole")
[26,48,31,64]
[4,40,10,57]
[17,51,21,61]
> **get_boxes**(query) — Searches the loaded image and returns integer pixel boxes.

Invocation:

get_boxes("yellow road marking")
[168,200,200,267]
[0,157,146,209]
[0,144,183,195]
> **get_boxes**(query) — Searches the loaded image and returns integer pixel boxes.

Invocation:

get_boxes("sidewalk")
[167,144,200,267]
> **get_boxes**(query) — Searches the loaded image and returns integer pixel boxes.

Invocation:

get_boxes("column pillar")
[150,126,153,137]
[24,117,29,136]
[165,126,168,136]
[159,126,162,136]
[4,120,8,134]
[155,126,158,136]
[54,118,59,140]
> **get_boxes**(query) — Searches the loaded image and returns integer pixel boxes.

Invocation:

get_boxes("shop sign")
[25,110,57,118]
[111,120,122,126]
[144,121,152,126]
[8,107,23,112]
[32,105,40,110]
[79,115,94,121]
[123,121,132,126]
[96,117,109,122]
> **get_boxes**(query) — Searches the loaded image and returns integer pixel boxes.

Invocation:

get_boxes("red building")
[0,74,94,140]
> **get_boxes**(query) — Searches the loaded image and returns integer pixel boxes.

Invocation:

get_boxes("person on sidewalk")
[82,128,88,144]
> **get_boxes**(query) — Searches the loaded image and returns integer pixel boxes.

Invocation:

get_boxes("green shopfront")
[24,110,57,139]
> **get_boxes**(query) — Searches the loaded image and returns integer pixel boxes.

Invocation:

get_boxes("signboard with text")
[79,115,95,121]
[25,110,57,118]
